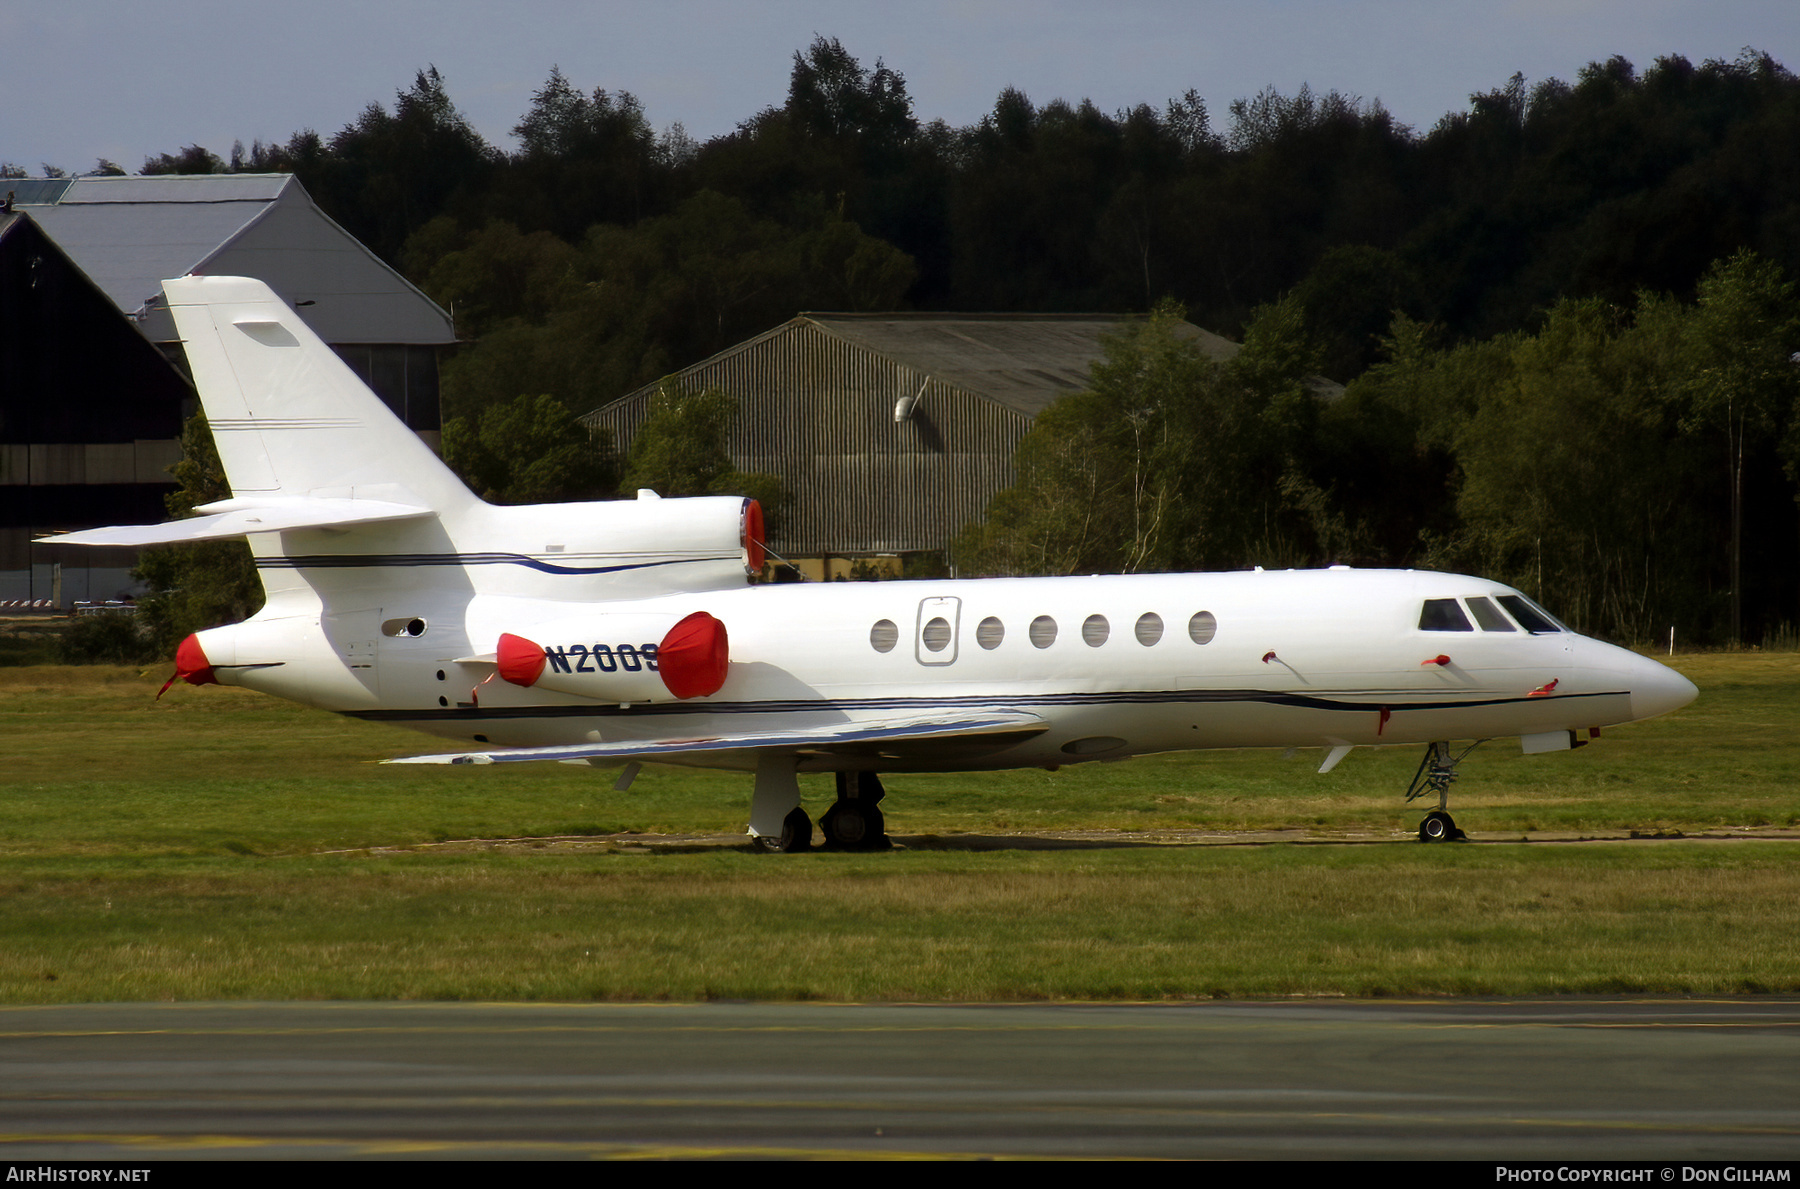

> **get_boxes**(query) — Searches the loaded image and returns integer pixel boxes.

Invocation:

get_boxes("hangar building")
[0,174,454,605]
[580,312,1251,580]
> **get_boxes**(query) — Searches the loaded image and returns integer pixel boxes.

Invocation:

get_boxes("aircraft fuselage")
[218,565,1691,774]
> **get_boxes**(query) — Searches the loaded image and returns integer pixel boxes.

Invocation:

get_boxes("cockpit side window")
[1419,598,1473,631]
[1466,597,1516,632]
[1497,595,1562,634]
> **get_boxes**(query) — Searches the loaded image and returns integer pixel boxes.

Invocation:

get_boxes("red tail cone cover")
[658,611,729,699]
[496,633,547,686]
[158,633,216,698]
[742,499,766,573]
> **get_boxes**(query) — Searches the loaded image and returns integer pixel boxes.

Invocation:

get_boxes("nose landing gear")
[1419,808,1460,842]
[1406,741,1482,842]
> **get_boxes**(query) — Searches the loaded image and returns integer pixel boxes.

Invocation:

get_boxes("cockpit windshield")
[1419,599,1473,631]
[1465,597,1515,631]
[1420,593,1567,634]
[1496,594,1564,634]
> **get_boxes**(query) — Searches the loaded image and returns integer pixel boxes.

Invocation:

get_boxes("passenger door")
[914,596,961,666]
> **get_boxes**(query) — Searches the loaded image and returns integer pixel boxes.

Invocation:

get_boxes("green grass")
[4,845,1796,1002]
[1,654,1796,1003]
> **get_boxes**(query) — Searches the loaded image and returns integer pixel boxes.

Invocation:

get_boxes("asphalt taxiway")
[2,998,1797,1159]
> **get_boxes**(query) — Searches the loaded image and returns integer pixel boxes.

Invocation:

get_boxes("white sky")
[5,1,1799,175]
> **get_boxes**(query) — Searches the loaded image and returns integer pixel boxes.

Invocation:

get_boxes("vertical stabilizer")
[163,275,473,514]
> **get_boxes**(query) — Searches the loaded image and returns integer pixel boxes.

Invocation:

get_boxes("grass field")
[2,653,1796,1002]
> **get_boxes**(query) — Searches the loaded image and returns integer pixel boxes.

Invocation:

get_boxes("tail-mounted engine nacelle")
[495,610,729,702]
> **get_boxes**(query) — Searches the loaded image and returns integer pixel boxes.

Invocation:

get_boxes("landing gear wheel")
[819,771,892,851]
[752,807,813,853]
[821,801,889,851]
[1418,809,1463,843]
[778,806,813,852]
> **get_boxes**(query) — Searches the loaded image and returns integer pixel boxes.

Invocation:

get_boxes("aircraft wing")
[383,709,1049,766]
[34,497,436,546]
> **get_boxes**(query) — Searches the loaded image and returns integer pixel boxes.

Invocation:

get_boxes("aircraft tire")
[821,802,891,851]
[860,804,889,850]
[779,807,813,853]
[1418,810,1460,843]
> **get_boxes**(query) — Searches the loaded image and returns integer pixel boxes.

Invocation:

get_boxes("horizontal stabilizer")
[36,497,435,547]
[384,709,1048,766]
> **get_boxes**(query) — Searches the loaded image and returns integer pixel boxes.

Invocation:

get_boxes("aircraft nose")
[1621,650,1698,722]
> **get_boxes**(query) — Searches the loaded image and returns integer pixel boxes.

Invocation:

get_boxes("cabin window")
[1497,595,1563,634]
[1135,612,1164,646]
[977,616,1005,649]
[1029,615,1058,648]
[1420,599,1473,631]
[870,619,899,652]
[1082,614,1110,647]
[1188,611,1217,645]
[1466,597,1516,632]
[921,617,953,652]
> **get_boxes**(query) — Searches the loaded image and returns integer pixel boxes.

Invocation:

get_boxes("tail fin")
[162,275,473,514]
[38,276,473,549]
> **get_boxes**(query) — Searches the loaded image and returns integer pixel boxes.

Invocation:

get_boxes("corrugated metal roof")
[53,175,292,204]
[799,313,1242,418]
[16,175,293,314]
[9,174,454,344]
[2,179,75,205]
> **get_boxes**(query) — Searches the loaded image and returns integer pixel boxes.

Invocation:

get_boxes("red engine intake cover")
[658,611,729,699]
[496,633,547,687]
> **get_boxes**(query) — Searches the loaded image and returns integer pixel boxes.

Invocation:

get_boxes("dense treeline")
[22,40,1800,645]
[960,251,1800,647]
[87,44,1800,388]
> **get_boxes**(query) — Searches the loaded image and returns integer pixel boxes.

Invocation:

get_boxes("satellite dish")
[893,376,929,423]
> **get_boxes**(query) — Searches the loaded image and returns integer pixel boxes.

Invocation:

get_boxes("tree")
[1322,312,1469,568]
[131,414,264,659]
[785,35,918,161]
[140,144,224,174]
[1291,244,1420,381]
[504,66,662,238]
[441,394,617,504]
[1674,250,1800,641]
[412,219,581,339]
[953,385,1146,576]
[318,67,498,264]
[621,382,789,526]
[956,298,1335,576]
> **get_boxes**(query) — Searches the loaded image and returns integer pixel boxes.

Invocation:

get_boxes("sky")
[5,1,1800,175]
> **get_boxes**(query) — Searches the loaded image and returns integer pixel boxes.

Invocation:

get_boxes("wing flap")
[384,709,1048,766]
[35,497,436,546]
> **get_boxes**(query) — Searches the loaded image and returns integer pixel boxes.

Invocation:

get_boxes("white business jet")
[44,277,1698,850]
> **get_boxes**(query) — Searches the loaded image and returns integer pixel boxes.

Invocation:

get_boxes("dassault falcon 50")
[45,276,1698,849]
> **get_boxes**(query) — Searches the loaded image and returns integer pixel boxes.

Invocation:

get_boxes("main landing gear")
[750,754,812,852]
[820,771,892,852]
[747,761,892,853]
[1405,740,1483,843]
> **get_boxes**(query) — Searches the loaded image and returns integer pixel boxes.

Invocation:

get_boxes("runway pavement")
[2,998,1798,1159]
